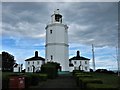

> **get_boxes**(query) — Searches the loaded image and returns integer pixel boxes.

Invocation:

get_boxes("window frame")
[50,30,52,34]
[74,61,77,64]
[85,61,87,64]
[28,61,30,65]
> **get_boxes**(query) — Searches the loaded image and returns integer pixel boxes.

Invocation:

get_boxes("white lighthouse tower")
[45,9,69,71]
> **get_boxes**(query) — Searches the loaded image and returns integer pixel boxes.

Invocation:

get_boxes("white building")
[69,51,90,72]
[13,64,22,72]
[45,9,69,71]
[25,51,45,73]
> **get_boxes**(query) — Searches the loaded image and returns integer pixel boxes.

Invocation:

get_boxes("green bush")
[2,75,9,89]
[24,73,40,86]
[74,72,84,77]
[72,70,83,76]
[2,72,17,89]
[76,75,93,86]
[38,74,47,81]
[23,74,32,88]
[80,78,103,89]
[41,62,59,79]
[86,83,119,90]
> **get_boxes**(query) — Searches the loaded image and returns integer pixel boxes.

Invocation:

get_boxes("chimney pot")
[77,51,80,57]
[35,51,38,57]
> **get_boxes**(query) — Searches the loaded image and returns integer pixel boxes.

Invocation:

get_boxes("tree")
[2,51,15,72]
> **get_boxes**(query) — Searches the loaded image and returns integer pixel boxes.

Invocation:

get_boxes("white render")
[45,9,69,71]
[13,64,22,72]
[25,60,44,72]
[69,67,74,72]
[70,60,90,72]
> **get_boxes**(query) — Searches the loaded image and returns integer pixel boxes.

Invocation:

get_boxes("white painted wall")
[25,60,44,72]
[13,64,22,72]
[45,23,69,71]
[69,67,74,72]
[70,60,90,72]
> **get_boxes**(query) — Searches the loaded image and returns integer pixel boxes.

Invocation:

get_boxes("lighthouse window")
[55,16,60,22]
[50,30,52,34]
[51,55,53,60]
[55,14,62,22]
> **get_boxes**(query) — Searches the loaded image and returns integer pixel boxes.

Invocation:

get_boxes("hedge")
[41,62,59,79]
[24,73,40,86]
[38,74,47,81]
[79,78,103,89]
[76,75,93,86]
[72,70,84,76]
[2,73,18,89]
[86,83,119,90]
[2,75,9,89]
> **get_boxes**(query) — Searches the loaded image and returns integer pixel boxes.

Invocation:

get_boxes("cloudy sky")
[1,2,118,70]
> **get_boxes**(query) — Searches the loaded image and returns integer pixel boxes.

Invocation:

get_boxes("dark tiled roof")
[25,56,45,61]
[69,50,90,61]
[69,56,90,61]
[25,51,45,61]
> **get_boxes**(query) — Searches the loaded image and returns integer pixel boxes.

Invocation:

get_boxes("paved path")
[30,73,79,89]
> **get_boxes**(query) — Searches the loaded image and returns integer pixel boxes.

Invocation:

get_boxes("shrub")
[72,70,84,76]
[2,75,9,89]
[77,75,93,87]
[80,78,103,89]
[41,62,60,79]
[38,74,47,81]
[29,74,40,86]
[23,74,32,88]
[24,73,40,86]
[86,83,119,90]
[2,72,17,89]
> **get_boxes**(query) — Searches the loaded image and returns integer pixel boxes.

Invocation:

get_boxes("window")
[85,67,87,70]
[37,61,39,65]
[55,16,60,22]
[74,61,76,64]
[51,55,53,60]
[28,67,29,71]
[85,61,87,64]
[55,14,62,22]
[50,30,52,34]
[33,61,34,64]
[28,62,30,65]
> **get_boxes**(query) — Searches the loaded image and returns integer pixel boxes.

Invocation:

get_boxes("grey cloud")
[2,2,118,48]
[2,2,50,24]
[63,2,118,47]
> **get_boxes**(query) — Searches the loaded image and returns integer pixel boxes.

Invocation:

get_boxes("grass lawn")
[89,72,120,89]
[1,72,120,89]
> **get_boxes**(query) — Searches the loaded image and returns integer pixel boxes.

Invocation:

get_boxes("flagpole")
[92,44,95,71]
[116,46,120,76]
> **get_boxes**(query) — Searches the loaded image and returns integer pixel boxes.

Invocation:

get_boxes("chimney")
[35,51,38,57]
[77,51,80,57]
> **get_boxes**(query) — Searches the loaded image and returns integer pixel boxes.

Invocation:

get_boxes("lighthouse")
[45,9,69,71]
